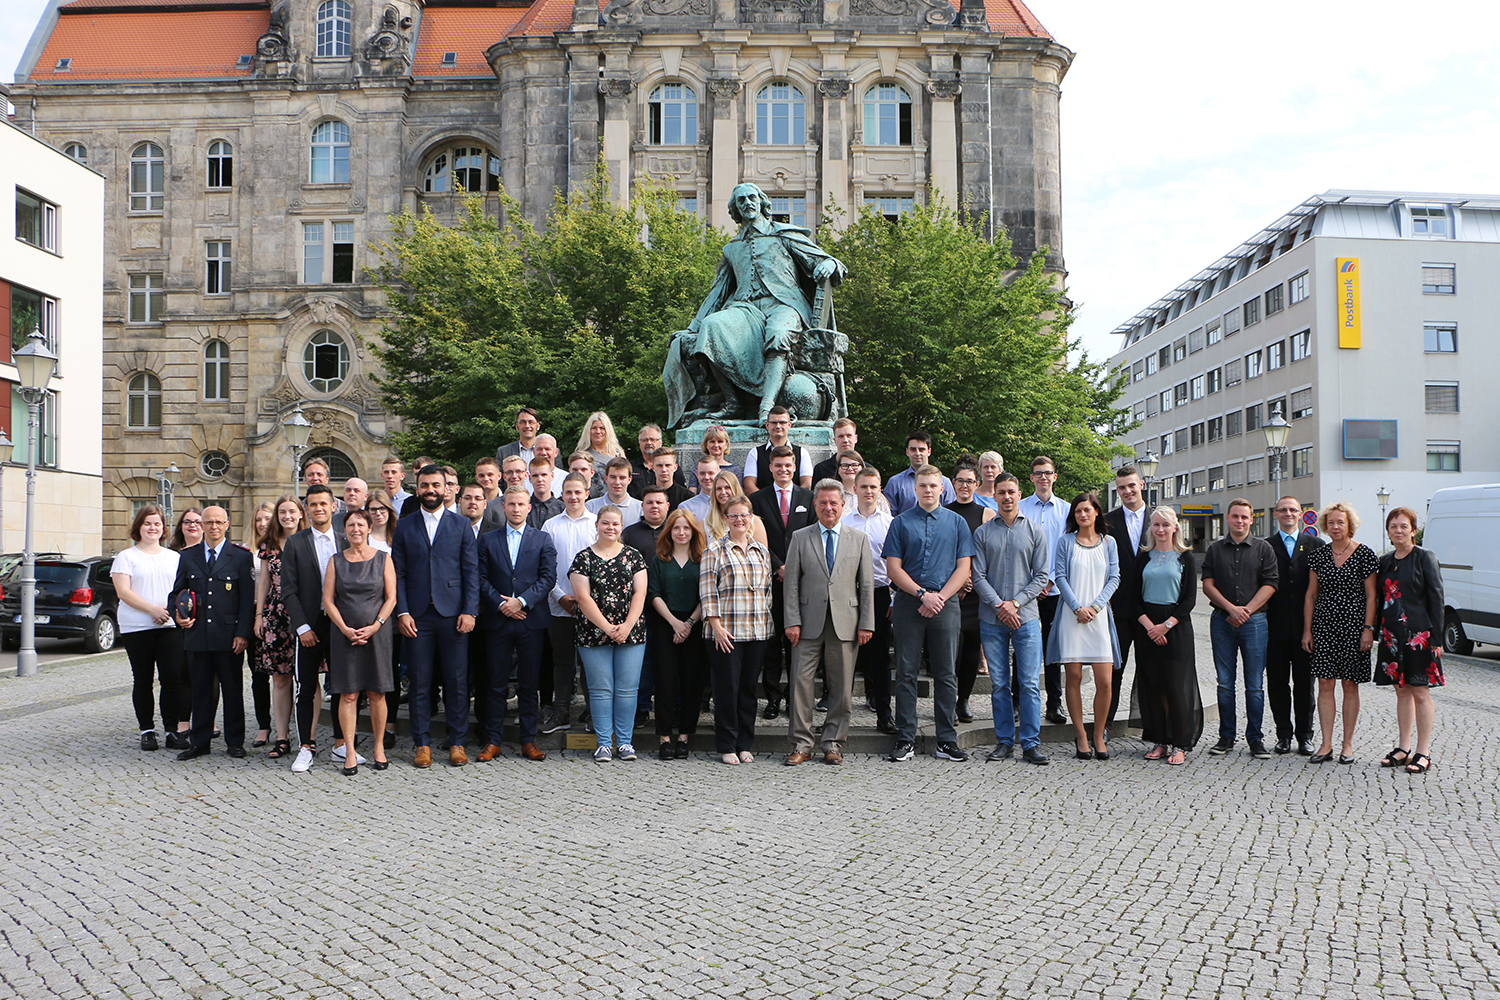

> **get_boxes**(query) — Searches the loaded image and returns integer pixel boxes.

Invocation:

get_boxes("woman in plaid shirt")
[701,494,775,765]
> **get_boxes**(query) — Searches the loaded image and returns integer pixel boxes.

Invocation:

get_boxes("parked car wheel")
[84,613,117,654]
[1443,613,1474,656]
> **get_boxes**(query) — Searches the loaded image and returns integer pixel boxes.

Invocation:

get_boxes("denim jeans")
[981,618,1043,749]
[578,642,646,748]
[892,593,960,744]
[1210,610,1267,744]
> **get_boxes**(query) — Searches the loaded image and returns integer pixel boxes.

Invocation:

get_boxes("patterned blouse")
[568,544,649,648]
[698,533,774,642]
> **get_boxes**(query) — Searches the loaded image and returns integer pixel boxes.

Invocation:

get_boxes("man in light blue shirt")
[1017,455,1069,722]
[882,430,955,516]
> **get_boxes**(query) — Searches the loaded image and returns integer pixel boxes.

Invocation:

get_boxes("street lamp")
[156,462,180,525]
[1263,413,1290,497]
[13,328,58,678]
[284,404,312,494]
[1137,451,1159,507]
[1376,484,1391,553]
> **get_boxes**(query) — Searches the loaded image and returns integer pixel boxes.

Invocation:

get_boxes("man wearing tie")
[170,505,255,759]
[1265,495,1323,755]
[783,481,874,765]
[392,464,480,767]
[279,485,349,772]
[476,486,557,762]
[749,445,814,720]
[460,482,500,745]
[1102,465,1150,734]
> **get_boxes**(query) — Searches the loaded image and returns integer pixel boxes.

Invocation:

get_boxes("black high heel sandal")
[1380,746,1410,768]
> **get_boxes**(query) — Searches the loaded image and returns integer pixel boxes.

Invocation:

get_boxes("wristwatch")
[915,587,928,600]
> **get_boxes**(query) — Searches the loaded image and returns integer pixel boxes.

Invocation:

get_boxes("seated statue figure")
[664,182,847,428]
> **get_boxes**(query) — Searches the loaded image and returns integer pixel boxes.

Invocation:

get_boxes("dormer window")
[441,52,457,67]
[316,0,352,58]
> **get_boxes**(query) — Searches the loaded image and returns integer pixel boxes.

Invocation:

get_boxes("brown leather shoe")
[413,746,432,769]
[520,742,546,761]
[449,745,468,766]
[784,750,813,766]
[823,748,843,765]
[477,743,503,762]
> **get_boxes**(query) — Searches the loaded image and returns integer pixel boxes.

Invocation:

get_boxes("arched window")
[203,340,230,400]
[316,0,352,57]
[207,140,233,188]
[310,121,350,183]
[129,143,164,211]
[303,330,350,393]
[862,83,913,146]
[648,83,698,145]
[127,373,162,429]
[63,143,87,164]
[756,83,805,145]
[303,446,358,480]
[421,144,500,193]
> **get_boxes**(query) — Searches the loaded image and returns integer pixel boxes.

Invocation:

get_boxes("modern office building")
[0,115,105,554]
[1107,190,1500,548]
[10,0,1072,541]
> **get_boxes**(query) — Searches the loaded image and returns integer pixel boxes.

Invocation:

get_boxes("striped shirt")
[699,534,774,641]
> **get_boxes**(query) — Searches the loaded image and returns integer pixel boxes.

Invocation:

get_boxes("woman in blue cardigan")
[1046,493,1121,760]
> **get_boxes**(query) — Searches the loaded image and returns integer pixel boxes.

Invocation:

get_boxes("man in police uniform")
[170,505,256,760]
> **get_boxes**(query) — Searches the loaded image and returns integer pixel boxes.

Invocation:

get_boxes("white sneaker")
[331,745,366,764]
[291,747,314,773]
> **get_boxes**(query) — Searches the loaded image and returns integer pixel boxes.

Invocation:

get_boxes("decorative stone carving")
[306,297,341,325]
[347,194,366,212]
[254,6,289,62]
[706,78,743,99]
[741,0,821,22]
[364,29,404,61]
[262,375,300,413]
[926,78,962,99]
[817,78,852,99]
[598,77,636,98]
[850,0,909,16]
[919,0,958,25]
[610,0,707,19]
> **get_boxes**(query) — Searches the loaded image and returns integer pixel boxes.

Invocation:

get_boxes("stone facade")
[12,0,1071,542]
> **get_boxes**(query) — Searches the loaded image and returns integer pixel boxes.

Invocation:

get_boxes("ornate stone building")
[12,0,1070,540]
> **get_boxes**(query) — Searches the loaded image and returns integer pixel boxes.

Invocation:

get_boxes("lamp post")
[0,429,13,546]
[1263,413,1290,498]
[1376,484,1391,553]
[155,462,180,525]
[284,404,312,495]
[14,328,58,678]
[1137,452,1160,508]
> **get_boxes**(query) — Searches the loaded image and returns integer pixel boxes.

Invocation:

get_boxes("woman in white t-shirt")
[110,505,186,752]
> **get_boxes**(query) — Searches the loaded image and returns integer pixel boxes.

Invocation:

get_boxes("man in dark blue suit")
[393,465,480,767]
[170,505,256,759]
[475,486,557,762]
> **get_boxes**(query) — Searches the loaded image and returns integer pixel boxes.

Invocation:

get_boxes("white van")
[1422,484,1500,654]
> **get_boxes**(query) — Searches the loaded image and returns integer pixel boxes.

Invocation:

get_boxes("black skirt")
[1129,602,1204,751]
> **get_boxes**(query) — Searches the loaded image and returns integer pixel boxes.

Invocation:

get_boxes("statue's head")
[727,183,774,225]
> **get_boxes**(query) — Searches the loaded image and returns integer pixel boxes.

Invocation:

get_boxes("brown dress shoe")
[823,749,843,765]
[413,746,432,769]
[449,745,468,766]
[477,744,503,762]
[520,742,546,761]
[784,749,813,766]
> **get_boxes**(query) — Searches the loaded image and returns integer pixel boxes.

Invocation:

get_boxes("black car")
[0,554,119,653]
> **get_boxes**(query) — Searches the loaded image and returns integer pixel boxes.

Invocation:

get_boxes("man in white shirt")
[843,465,896,733]
[742,406,813,492]
[380,456,411,510]
[1017,455,1069,723]
[279,485,348,771]
[680,455,719,525]
[1102,465,1149,735]
[539,474,597,733]
[533,434,560,475]
[586,457,643,526]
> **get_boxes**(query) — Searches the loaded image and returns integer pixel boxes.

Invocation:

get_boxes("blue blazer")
[1045,531,1122,668]
[392,507,479,619]
[170,541,255,653]
[477,524,557,631]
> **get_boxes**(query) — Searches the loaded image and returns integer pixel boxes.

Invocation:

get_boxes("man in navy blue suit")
[475,486,557,762]
[393,465,480,767]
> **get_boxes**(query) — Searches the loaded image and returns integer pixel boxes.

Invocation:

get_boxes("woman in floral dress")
[1373,506,1444,774]
[254,495,304,759]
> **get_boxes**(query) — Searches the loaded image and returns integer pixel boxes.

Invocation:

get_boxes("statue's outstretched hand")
[813,259,840,283]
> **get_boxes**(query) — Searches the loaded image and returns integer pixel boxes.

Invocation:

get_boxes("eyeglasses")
[202,519,228,527]
[1031,471,1057,478]
[181,519,203,527]
[369,507,390,517]
[727,513,752,521]
[839,463,862,471]
[953,478,978,486]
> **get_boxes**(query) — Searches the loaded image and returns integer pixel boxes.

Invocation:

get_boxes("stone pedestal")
[675,419,835,473]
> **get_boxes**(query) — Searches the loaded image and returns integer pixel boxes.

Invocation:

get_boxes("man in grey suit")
[783,480,874,765]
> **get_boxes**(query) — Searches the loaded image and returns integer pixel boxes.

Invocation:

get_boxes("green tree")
[821,196,1132,498]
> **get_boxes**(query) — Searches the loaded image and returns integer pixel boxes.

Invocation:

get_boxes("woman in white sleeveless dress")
[1046,493,1121,761]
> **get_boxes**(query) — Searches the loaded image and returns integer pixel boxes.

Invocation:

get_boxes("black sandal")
[267,739,292,759]
[1405,753,1431,774]
[1380,746,1410,768]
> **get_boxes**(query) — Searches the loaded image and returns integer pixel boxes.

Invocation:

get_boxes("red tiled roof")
[60,0,266,9]
[33,10,269,81]
[413,8,528,76]
[986,0,1051,37]
[506,0,574,39]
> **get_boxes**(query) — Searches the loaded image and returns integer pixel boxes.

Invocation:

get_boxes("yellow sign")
[1337,257,1361,348]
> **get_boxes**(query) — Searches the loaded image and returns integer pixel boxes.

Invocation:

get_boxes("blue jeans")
[892,593,960,744]
[981,618,1043,749]
[578,643,646,748]
[1210,610,1267,744]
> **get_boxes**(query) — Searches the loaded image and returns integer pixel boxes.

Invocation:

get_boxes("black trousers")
[1104,608,1137,730]
[651,619,707,736]
[956,628,982,703]
[760,586,790,703]
[856,585,893,723]
[548,615,582,713]
[121,628,188,732]
[487,622,545,745]
[187,648,245,750]
[1265,636,1315,743]
[295,617,336,746]
[712,637,767,753]
[469,621,490,744]
[250,668,270,732]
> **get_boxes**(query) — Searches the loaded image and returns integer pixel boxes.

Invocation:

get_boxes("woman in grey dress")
[322,509,397,775]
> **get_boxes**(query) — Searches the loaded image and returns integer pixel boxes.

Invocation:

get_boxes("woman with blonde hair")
[974,451,1005,511]
[1302,501,1379,764]
[1129,507,1201,765]
[254,494,304,759]
[577,411,627,477]
[705,471,768,546]
[700,424,744,484]
[247,502,276,747]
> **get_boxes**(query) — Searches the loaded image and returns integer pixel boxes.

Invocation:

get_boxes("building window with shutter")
[1223,309,1241,335]
[1422,263,1455,294]
[1246,456,1265,485]
[1188,328,1204,354]
[1425,382,1459,413]
[1209,466,1225,491]
[1226,410,1242,437]
[1226,461,1244,489]
[1191,470,1207,495]
[1291,388,1313,420]
[1206,318,1222,345]
[1225,357,1242,386]
[1292,447,1313,479]
[1423,323,1457,353]
[1427,441,1460,472]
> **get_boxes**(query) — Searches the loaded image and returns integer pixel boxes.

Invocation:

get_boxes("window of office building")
[1146,353,1158,376]
[1290,328,1312,362]
[207,140,233,189]
[1188,328,1204,354]
[303,221,354,284]
[648,83,699,145]
[1226,461,1244,489]
[1266,340,1285,370]
[1174,382,1189,407]
[1226,409,1242,437]
[1224,357,1242,386]
[1245,403,1262,432]
[1207,368,1222,394]
[769,196,807,228]
[1191,470,1207,495]
[1209,466,1225,492]
[1158,345,1171,370]
[1427,440,1460,472]
[1173,338,1188,363]
[1206,319,1222,346]
[1422,264,1455,294]
[1292,446,1313,479]
[872,196,914,222]
[1174,427,1188,453]
[1244,350,1262,379]
[1288,271,1309,304]
[1223,308,1241,336]
[1264,284,1284,316]
[1132,359,1145,383]
[756,83,805,145]
[1133,399,1146,421]
[205,241,231,295]
[1410,203,1448,237]
[1207,416,1223,442]
[1159,389,1172,413]
[1425,382,1459,413]
[1190,423,1205,447]
[127,372,162,428]
[129,273,164,323]
[1242,297,1260,328]
[203,339,230,400]
[1291,388,1313,420]
[1174,473,1190,498]
[1424,323,1457,353]
[1246,456,1265,485]
[310,121,351,183]
[1190,374,1205,400]
[1160,433,1173,456]
[129,142,164,212]
[1145,394,1158,417]
[862,83,913,146]
[1267,396,1286,420]
[16,189,58,252]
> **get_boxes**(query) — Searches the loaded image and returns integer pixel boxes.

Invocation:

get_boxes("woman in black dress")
[1374,506,1444,774]
[1130,508,1202,766]
[647,509,707,760]
[323,510,396,775]
[1301,502,1379,764]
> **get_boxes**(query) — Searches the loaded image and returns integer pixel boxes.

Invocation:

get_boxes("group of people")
[111,407,1445,776]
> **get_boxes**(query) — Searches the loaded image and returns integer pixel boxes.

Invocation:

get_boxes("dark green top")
[648,555,701,620]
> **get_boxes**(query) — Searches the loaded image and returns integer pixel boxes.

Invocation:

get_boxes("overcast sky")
[6,0,1499,365]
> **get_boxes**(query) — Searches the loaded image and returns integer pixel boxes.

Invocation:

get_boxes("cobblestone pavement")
[1,612,1497,1000]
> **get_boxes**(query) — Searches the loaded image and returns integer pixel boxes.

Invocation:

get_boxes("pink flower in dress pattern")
[1382,578,1401,606]
[1407,630,1430,651]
